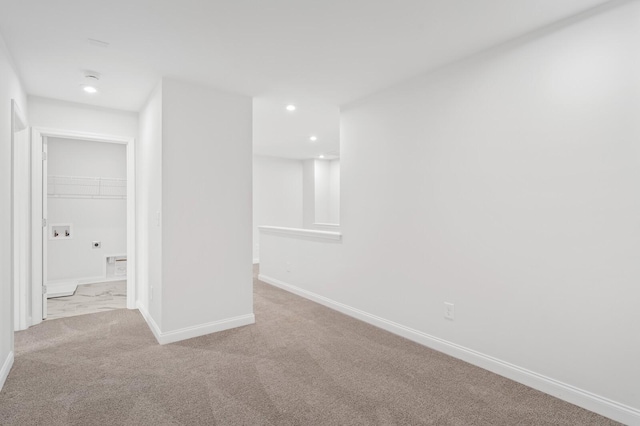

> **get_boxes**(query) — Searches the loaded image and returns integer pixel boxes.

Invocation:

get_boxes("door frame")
[11,100,29,331]
[29,127,136,326]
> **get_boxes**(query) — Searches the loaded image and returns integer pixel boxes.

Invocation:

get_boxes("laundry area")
[45,137,127,319]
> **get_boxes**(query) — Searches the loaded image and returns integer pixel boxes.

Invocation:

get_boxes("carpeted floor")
[0,270,620,425]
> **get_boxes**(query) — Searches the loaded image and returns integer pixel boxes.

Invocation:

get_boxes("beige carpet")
[0,271,619,425]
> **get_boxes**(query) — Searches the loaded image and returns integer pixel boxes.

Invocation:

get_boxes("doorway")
[44,137,127,319]
[26,128,136,326]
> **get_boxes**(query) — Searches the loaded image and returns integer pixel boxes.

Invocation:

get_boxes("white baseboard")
[136,301,255,345]
[258,274,640,426]
[0,351,14,392]
[136,302,163,343]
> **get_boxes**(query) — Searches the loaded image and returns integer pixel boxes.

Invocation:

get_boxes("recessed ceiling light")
[309,136,318,142]
[83,86,98,94]
[319,154,325,159]
[286,104,296,111]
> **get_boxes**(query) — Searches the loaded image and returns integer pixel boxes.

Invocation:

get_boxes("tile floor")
[47,281,127,320]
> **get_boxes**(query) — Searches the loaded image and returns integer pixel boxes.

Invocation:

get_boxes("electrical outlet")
[444,302,455,320]
[92,241,101,249]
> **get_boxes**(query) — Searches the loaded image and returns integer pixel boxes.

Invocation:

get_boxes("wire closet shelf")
[47,175,127,199]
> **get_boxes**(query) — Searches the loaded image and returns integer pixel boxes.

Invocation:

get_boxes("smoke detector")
[84,71,100,81]
[81,71,100,94]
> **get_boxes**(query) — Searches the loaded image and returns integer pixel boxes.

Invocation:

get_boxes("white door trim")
[29,127,136,324]
[30,128,43,326]
[11,100,29,331]
[41,137,47,320]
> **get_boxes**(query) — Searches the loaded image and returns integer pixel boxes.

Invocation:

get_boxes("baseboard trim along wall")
[0,351,14,392]
[136,302,163,343]
[137,302,255,345]
[258,274,640,426]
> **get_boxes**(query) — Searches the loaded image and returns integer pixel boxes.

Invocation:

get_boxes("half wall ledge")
[258,226,342,242]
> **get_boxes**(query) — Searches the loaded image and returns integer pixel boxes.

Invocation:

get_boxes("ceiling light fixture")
[309,135,318,142]
[319,154,325,159]
[81,70,101,94]
[286,104,296,111]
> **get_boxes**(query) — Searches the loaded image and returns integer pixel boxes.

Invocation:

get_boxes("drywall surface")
[314,160,331,224]
[161,78,253,333]
[253,155,303,261]
[260,1,640,421]
[328,160,340,224]
[137,84,163,326]
[302,160,315,228]
[302,159,341,228]
[28,96,137,138]
[0,35,27,389]
[46,138,126,282]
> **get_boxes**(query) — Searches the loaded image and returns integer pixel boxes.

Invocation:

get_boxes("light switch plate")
[444,302,455,320]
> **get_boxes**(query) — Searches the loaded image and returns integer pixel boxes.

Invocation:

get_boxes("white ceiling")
[253,98,340,159]
[0,0,611,159]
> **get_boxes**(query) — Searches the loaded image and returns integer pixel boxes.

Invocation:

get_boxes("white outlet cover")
[444,302,455,320]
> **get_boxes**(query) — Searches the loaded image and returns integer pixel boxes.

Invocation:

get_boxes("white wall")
[302,160,315,228]
[136,84,162,325]
[46,138,126,282]
[0,35,27,390]
[328,160,340,224]
[302,159,341,228]
[260,2,640,423]
[28,96,138,138]
[160,77,253,335]
[314,160,331,224]
[252,155,303,261]
[136,78,254,343]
